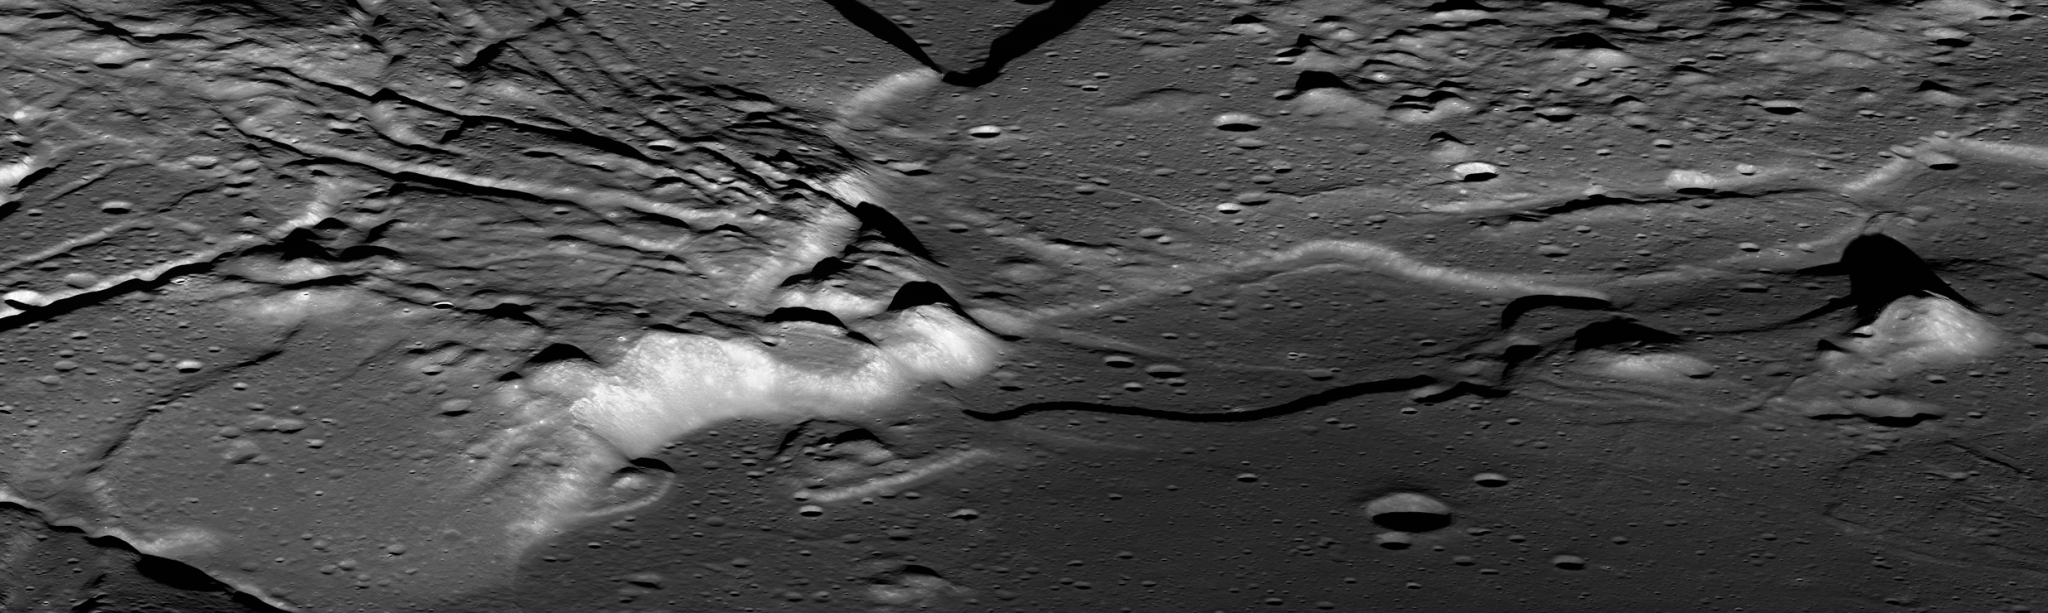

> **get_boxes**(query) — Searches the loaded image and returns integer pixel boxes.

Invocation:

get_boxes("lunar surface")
[3,0,2048,610]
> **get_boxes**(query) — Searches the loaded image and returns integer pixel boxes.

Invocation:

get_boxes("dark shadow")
[1499,294,1612,329]
[1779,311,1857,347]
[1571,318,1682,351]
[766,306,851,330]
[1392,90,1468,111]
[479,301,543,327]
[1292,71,1350,91]
[1838,233,1974,319]
[647,321,697,336]
[1916,79,1958,94]
[522,343,592,368]
[852,202,934,261]
[1804,411,1940,427]
[1784,233,1971,327]
[1276,34,1317,58]
[781,257,855,287]
[1371,512,1453,533]
[1541,32,1620,49]
[126,548,291,612]
[942,0,1113,87]
[820,0,944,72]
[887,281,963,312]
[631,208,699,230]
[459,114,653,166]
[828,427,884,447]
[1863,414,1940,427]
[1516,193,1643,221]
[962,375,1436,421]
[0,259,213,334]
[136,555,228,591]
[249,227,334,261]
[626,456,673,473]
[898,564,944,578]
[276,274,366,290]
[227,218,393,267]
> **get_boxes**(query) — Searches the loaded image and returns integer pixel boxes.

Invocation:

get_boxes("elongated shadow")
[943,0,1113,87]
[820,0,944,72]
[1840,233,1973,316]
[962,375,1436,421]
[1779,232,1986,337]
[1499,294,1611,329]
[853,201,935,262]
[1788,233,1973,325]
[1571,318,1682,351]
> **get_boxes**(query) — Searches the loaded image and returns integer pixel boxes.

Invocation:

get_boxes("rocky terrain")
[3,0,2048,611]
